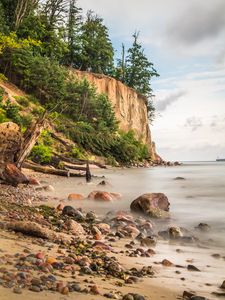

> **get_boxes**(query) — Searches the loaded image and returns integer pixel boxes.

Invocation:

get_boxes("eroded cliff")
[73,70,157,160]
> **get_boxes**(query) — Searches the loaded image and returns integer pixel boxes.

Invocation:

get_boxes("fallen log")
[23,162,85,177]
[53,152,107,169]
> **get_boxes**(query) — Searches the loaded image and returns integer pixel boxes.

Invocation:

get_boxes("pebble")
[13,287,22,294]
[29,285,41,292]
[187,264,200,272]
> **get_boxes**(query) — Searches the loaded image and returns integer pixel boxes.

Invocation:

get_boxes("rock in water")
[130,193,170,218]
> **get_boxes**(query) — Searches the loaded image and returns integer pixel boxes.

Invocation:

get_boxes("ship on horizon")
[216,157,225,161]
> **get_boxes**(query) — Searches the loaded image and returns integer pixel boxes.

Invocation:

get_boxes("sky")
[78,0,225,161]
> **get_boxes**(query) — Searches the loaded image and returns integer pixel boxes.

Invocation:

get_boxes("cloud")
[156,90,186,112]
[166,0,225,45]
[184,117,203,131]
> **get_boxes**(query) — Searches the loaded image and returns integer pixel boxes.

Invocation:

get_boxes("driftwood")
[16,112,46,168]
[23,162,85,177]
[53,152,107,169]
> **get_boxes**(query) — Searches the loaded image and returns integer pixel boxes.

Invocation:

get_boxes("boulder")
[88,191,112,201]
[169,226,183,239]
[65,219,85,236]
[130,193,170,218]
[68,193,85,201]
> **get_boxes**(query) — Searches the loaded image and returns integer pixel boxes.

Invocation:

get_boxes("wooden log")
[53,152,107,169]
[22,162,85,177]
[16,112,46,169]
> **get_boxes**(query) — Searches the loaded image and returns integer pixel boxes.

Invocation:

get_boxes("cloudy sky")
[78,0,225,161]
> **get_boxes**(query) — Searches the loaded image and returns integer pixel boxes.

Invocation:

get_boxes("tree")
[125,32,159,97]
[114,43,126,82]
[78,10,114,74]
[0,0,39,31]
[63,0,82,66]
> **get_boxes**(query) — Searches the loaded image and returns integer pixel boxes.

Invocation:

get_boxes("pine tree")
[63,0,82,66]
[78,10,114,74]
[125,32,159,97]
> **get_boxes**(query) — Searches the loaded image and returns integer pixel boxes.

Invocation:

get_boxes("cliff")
[72,70,157,160]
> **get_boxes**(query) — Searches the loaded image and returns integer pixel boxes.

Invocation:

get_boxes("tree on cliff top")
[124,32,159,97]
[77,10,114,74]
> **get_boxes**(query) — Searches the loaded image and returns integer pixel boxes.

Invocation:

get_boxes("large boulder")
[88,191,121,201]
[130,193,170,218]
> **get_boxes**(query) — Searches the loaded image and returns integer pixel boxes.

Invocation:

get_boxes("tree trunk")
[16,112,46,169]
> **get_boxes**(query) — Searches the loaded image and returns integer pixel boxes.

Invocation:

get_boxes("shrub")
[15,96,30,107]
[70,146,86,160]
[30,144,53,164]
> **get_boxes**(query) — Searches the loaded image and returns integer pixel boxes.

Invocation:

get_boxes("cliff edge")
[73,70,158,160]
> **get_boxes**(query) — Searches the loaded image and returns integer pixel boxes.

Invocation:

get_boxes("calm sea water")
[46,161,225,247]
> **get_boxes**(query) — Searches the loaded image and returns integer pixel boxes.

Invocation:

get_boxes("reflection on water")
[45,161,225,247]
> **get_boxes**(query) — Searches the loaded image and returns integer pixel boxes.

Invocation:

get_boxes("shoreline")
[0,168,224,300]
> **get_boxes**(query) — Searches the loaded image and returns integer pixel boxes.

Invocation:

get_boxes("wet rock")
[104,293,119,299]
[65,219,85,235]
[140,236,157,247]
[174,177,185,180]
[220,280,225,289]
[183,291,195,299]
[86,211,96,222]
[62,206,77,216]
[130,193,170,218]
[92,226,102,240]
[123,294,134,300]
[162,259,173,266]
[187,264,200,272]
[68,193,85,201]
[169,226,183,239]
[88,191,113,201]
[97,180,111,186]
[123,294,145,300]
[190,297,207,300]
[195,223,211,232]
[62,206,85,221]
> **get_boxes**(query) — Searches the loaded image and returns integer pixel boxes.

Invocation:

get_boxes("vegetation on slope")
[0,0,159,165]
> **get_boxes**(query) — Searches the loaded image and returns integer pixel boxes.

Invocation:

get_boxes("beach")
[0,162,225,300]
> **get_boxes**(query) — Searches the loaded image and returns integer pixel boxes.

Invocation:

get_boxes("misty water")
[45,161,225,248]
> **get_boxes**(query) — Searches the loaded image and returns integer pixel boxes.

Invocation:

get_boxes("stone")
[183,291,195,299]
[43,185,54,192]
[130,193,170,217]
[28,178,40,185]
[169,226,183,239]
[162,259,173,267]
[140,236,157,247]
[88,191,113,201]
[46,257,57,265]
[96,223,110,234]
[187,265,200,272]
[90,284,100,295]
[123,294,134,300]
[68,193,85,201]
[195,223,211,232]
[65,219,85,235]
[174,177,185,180]
[62,206,85,221]
[220,280,225,289]
[13,287,22,294]
[29,285,41,292]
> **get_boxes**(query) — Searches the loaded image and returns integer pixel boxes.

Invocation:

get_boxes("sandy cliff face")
[73,70,156,159]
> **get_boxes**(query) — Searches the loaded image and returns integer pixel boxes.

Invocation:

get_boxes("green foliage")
[77,11,114,74]
[15,96,30,107]
[70,146,86,160]
[30,144,53,164]
[124,32,159,97]
[39,130,53,147]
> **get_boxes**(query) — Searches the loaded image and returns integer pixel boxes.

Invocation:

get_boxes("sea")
[46,161,225,248]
